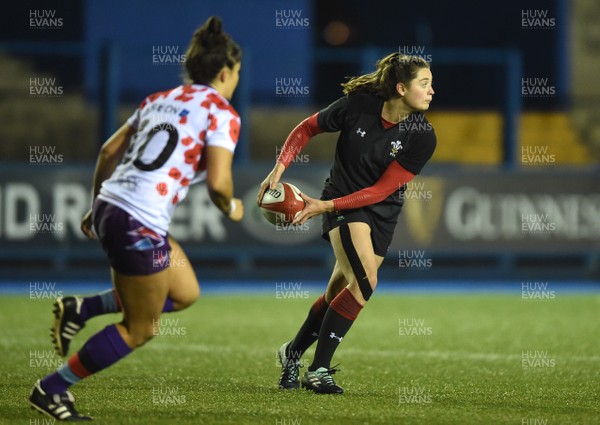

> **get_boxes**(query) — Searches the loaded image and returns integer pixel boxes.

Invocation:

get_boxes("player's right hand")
[80,209,97,240]
[227,198,244,222]
[257,162,285,205]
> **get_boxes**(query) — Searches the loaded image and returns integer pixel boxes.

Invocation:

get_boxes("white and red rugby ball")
[260,182,305,225]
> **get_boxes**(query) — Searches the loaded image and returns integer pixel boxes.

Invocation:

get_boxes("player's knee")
[325,285,342,303]
[173,283,200,310]
[190,282,201,302]
[325,276,347,302]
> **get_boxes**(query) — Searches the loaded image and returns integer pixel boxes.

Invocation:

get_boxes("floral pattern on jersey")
[229,118,240,143]
[184,143,204,171]
[207,114,217,131]
[140,89,173,109]
[156,182,168,196]
[174,86,200,103]
[168,167,182,180]
[200,92,239,117]
[108,85,239,235]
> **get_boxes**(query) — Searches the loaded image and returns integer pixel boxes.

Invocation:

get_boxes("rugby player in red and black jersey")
[258,52,436,394]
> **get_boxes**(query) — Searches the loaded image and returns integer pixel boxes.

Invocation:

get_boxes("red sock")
[329,288,363,320]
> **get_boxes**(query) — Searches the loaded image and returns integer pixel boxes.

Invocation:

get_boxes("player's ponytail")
[341,53,429,99]
[184,16,242,85]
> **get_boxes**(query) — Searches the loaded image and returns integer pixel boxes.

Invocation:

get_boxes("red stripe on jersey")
[332,161,415,211]
[277,113,322,168]
[68,353,92,378]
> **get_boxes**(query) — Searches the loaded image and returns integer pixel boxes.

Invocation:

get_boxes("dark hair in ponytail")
[341,53,430,99]
[184,16,241,85]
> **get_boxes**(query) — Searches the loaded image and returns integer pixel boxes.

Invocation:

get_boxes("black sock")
[287,294,328,360]
[309,288,362,371]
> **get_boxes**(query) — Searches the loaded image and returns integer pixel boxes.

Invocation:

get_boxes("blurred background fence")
[1,0,598,283]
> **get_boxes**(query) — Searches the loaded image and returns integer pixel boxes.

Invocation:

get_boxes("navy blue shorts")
[321,208,397,257]
[92,199,171,276]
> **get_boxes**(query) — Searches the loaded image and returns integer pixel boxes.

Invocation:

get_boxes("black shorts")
[321,208,397,257]
[93,199,171,276]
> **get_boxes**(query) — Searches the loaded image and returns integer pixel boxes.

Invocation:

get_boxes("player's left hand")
[80,209,97,240]
[257,162,286,205]
[292,193,335,225]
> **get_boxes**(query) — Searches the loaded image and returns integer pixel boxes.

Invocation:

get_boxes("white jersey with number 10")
[98,84,240,235]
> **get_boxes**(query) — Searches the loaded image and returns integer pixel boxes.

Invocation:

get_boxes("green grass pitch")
[1,292,599,424]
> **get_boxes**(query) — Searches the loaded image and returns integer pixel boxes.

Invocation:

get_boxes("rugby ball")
[260,182,305,225]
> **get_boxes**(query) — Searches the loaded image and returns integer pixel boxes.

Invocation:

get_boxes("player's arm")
[92,123,135,199]
[276,113,321,168]
[81,123,135,239]
[257,96,348,204]
[257,113,322,204]
[206,146,244,222]
[292,161,416,225]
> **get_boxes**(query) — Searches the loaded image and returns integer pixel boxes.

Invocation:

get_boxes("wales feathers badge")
[390,140,403,157]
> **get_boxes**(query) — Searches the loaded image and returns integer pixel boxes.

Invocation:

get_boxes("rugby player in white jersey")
[29,16,243,420]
